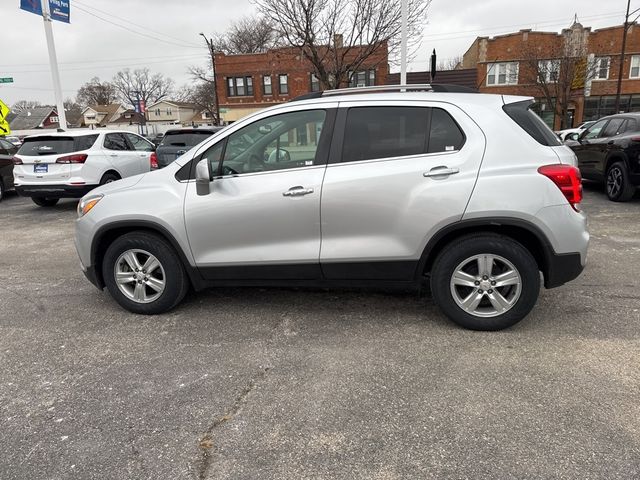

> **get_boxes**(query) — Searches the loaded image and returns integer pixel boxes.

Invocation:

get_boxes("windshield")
[159,131,215,148]
[17,135,98,156]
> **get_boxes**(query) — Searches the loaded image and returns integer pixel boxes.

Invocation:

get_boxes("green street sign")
[0,78,13,84]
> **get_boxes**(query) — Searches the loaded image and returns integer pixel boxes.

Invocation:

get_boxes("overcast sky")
[0,0,630,106]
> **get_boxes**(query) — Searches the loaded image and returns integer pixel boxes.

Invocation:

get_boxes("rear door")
[103,133,139,178]
[124,133,154,173]
[319,101,485,280]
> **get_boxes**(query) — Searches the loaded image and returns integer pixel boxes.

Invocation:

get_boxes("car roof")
[163,127,222,134]
[23,129,141,139]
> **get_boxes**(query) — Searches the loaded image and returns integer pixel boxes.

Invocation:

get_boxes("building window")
[167,108,172,115]
[263,75,272,95]
[279,74,288,94]
[310,73,320,92]
[594,57,610,80]
[537,60,560,83]
[155,108,161,116]
[349,70,376,88]
[227,76,254,97]
[630,55,640,78]
[487,62,519,86]
[50,116,59,123]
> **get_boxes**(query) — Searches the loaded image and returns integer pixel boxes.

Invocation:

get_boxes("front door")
[573,118,609,179]
[184,107,334,280]
[319,102,486,280]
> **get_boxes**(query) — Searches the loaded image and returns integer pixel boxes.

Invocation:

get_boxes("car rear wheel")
[430,234,540,331]
[606,161,635,202]
[100,173,120,185]
[32,197,59,207]
[102,232,189,314]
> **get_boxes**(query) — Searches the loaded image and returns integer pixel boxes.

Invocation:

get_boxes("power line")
[0,53,206,68]
[73,0,202,48]
[73,4,202,50]
[6,55,207,73]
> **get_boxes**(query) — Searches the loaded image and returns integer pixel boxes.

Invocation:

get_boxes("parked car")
[75,86,588,331]
[556,121,596,141]
[0,137,18,201]
[13,130,157,207]
[566,113,640,201]
[149,132,164,146]
[4,136,22,147]
[155,127,223,168]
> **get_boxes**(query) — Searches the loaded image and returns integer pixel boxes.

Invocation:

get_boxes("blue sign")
[20,0,70,24]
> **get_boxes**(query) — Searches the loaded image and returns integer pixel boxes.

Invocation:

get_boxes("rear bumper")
[544,251,584,288]
[16,184,97,199]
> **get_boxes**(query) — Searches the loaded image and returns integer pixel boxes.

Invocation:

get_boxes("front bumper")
[16,184,97,199]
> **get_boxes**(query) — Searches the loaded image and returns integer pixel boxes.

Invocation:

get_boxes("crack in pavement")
[195,366,271,480]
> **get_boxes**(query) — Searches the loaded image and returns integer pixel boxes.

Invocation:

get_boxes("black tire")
[430,234,540,331]
[102,232,189,314]
[100,173,120,185]
[0,180,4,202]
[32,197,59,207]
[606,161,636,202]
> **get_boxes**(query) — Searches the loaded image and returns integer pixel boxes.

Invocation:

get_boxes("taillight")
[12,156,23,165]
[56,153,88,164]
[150,152,158,169]
[538,164,583,211]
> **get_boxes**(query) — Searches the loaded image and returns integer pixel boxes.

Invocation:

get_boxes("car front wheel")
[430,234,540,331]
[102,232,189,314]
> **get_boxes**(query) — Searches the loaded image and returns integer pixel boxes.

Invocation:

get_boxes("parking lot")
[0,183,638,479]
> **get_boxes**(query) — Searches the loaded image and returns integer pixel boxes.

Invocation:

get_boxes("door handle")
[283,186,314,197]
[607,140,614,145]
[423,166,460,177]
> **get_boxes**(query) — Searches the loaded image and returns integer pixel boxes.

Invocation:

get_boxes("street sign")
[0,99,11,136]
[20,0,70,24]
[0,78,13,84]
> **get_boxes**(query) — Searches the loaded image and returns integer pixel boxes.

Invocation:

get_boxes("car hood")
[85,172,147,197]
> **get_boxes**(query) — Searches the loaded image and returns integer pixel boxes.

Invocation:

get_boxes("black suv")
[155,127,223,168]
[0,137,18,201]
[567,113,640,201]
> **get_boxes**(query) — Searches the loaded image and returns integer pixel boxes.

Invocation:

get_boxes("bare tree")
[112,68,174,109]
[213,16,280,54]
[76,77,118,106]
[176,82,218,124]
[437,55,463,71]
[521,40,598,129]
[256,0,430,89]
[10,99,43,112]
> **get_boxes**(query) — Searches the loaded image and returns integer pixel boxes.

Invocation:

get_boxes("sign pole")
[41,0,67,130]
[400,0,408,86]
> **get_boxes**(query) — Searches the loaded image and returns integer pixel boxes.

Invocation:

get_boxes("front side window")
[125,133,154,151]
[279,74,289,94]
[342,107,429,163]
[631,55,640,78]
[487,62,519,86]
[220,109,326,175]
[584,119,609,139]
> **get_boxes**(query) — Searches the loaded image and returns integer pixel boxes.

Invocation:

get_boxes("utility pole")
[614,1,640,113]
[41,0,67,130]
[400,0,408,86]
[199,33,221,126]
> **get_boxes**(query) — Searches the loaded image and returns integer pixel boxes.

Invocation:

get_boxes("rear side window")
[428,108,465,153]
[623,118,638,133]
[602,118,625,137]
[342,107,429,162]
[503,100,561,146]
[159,131,214,148]
[17,135,98,156]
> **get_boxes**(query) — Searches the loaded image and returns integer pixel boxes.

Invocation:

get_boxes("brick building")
[215,43,389,123]
[462,21,640,128]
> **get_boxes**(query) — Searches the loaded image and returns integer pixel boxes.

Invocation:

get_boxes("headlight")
[77,194,104,218]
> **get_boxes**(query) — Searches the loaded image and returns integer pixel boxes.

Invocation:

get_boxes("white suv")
[14,129,156,207]
[74,86,589,330]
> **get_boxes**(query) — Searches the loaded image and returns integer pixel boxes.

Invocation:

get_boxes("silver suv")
[75,85,588,330]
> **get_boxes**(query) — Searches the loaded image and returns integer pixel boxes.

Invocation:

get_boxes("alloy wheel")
[114,249,166,304]
[449,254,522,318]
[607,166,622,198]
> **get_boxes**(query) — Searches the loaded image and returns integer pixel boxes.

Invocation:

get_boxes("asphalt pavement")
[0,183,639,479]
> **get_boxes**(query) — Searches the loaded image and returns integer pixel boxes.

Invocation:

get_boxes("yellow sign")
[0,99,10,136]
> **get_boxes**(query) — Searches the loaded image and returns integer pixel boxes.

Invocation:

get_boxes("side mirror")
[567,133,580,142]
[195,159,211,196]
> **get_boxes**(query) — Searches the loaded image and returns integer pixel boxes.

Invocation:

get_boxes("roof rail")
[289,83,478,102]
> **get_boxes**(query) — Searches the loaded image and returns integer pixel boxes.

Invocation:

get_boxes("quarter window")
[220,109,326,175]
[428,109,465,153]
[487,62,519,85]
[342,107,429,163]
